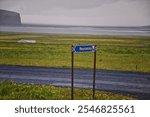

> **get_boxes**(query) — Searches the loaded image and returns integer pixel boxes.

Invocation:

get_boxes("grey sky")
[0,0,150,26]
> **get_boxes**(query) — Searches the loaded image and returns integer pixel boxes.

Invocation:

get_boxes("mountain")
[0,9,21,26]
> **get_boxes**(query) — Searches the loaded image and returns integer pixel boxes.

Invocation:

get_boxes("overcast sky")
[0,0,150,26]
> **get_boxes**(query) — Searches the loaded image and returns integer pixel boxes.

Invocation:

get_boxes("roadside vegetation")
[0,32,150,72]
[0,81,135,100]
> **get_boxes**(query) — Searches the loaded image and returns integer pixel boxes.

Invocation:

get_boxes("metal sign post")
[71,45,96,100]
[93,49,96,100]
[71,46,74,100]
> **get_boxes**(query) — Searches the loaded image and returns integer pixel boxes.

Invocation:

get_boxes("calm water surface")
[0,25,150,36]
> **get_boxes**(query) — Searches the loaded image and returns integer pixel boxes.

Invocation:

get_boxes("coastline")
[0,25,150,36]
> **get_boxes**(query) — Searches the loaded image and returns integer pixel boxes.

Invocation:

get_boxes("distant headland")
[0,9,21,26]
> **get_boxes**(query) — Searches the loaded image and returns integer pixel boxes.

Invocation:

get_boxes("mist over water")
[0,25,150,36]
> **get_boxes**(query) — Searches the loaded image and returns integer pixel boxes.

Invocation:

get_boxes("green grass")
[0,81,134,100]
[0,32,150,72]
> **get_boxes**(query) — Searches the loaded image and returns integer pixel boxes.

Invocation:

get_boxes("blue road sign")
[72,45,96,53]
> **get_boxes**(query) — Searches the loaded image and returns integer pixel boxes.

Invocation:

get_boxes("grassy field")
[0,32,150,72]
[0,81,134,100]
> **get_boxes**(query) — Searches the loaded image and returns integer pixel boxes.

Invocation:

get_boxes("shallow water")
[0,25,150,36]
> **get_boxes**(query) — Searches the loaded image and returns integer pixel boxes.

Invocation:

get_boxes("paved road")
[0,65,150,99]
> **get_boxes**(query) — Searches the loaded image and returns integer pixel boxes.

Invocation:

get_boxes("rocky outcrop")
[0,9,21,26]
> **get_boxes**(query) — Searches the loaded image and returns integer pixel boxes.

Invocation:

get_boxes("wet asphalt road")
[0,65,150,99]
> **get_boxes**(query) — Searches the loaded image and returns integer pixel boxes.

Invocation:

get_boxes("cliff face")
[0,9,21,26]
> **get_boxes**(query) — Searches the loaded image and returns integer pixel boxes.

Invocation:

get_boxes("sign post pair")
[71,45,96,100]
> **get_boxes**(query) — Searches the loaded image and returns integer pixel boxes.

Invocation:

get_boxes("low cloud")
[0,0,119,14]
[0,0,150,26]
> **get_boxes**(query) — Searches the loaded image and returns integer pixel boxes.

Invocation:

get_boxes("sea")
[0,25,150,36]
